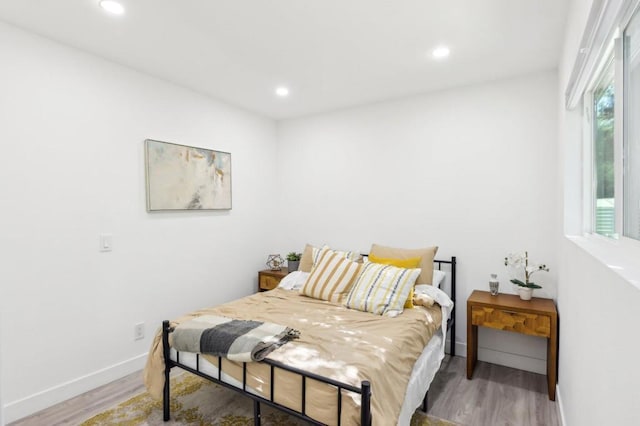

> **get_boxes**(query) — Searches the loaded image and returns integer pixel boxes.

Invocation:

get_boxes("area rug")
[80,373,457,426]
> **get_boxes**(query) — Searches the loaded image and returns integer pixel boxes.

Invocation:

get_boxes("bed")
[144,253,457,425]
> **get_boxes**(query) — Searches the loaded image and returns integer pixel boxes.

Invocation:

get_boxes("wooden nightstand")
[466,290,558,400]
[258,268,289,292]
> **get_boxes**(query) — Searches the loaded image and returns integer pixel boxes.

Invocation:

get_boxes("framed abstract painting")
[145,139,232,211]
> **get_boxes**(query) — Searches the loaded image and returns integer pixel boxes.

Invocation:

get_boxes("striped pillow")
[311,245,361,267]
[300,248,362,302]
[367,254,422,309]
[344,262,421,315]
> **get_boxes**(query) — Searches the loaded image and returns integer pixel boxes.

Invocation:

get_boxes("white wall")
[0,22,278,423]
[557,1,640,425]
[0,315,3,425]
[275,71,559,373]
[556,240,640,426]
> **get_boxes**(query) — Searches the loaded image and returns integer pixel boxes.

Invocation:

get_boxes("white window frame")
[583,43,619,238]
[621,6,640,242]
[616,4,640,247]
[614,36,625,238]
[581,2,640,249]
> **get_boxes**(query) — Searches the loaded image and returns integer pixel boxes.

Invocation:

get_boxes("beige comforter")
[144,289,442,425]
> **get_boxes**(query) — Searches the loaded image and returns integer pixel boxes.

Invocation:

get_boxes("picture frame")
[145,139,232,211]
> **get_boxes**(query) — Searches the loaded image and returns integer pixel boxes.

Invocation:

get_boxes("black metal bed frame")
[162,256,456,425]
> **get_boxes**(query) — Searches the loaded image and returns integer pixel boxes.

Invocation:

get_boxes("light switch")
[100,234,113,252]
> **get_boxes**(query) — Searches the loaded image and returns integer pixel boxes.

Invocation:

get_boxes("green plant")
[286,252,302,261]
[504,251,548,289]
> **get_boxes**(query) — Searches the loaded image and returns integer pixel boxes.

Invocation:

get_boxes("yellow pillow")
[368,254,422,308]
[368,254,422,269]
[405,287,415,309]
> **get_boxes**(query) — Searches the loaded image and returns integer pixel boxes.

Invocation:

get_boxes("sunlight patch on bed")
[270,345,362,385]
[338,329,363,336]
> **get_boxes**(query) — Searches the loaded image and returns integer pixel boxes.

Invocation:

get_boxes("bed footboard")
[161,320,372,425]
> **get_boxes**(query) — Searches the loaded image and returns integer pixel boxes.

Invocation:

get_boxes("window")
[624,9,640,240]
[593,64,616,237]
[583,5,640,243]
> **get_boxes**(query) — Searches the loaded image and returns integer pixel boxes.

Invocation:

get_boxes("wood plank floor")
[428,356,560,426]
[9,356,560,426]
[7,371,146,426]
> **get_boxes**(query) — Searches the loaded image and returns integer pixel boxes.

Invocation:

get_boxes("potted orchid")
[504,251,549,300]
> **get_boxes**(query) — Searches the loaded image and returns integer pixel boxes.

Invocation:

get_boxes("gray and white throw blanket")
[172,315,300,362]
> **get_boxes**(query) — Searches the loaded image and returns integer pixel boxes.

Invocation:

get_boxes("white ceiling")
[0,0,569,119]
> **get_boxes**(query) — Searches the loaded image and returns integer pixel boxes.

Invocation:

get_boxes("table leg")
[547,316,558,400]
[466,305,477,379]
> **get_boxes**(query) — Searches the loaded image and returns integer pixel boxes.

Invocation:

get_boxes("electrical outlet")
[134,322,145,341]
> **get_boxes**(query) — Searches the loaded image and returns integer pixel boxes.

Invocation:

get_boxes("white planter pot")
[518,287,533,300]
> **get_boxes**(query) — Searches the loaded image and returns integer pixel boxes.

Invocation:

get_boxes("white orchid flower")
[504,251,549,289]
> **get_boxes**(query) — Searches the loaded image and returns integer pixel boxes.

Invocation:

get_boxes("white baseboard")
[448,340,467,359]
[4,352,147,424]
[556,384,567,426]
[446,340,546,374]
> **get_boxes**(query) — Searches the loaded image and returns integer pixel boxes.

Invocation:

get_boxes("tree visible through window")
[593,74,615,237]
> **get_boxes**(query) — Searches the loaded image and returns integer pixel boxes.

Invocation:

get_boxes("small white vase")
[518,287,533,301]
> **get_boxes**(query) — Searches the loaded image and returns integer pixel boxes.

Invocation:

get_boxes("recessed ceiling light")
[432,46,450,60]
[275,87,289,97]
[99,0,125,15]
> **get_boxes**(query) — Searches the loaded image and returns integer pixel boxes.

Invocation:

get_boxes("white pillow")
[432,270,446,288]
[277,271,310,290]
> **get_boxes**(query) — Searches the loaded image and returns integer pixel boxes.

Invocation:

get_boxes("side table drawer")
[259,274,281,291]
[471,306,551,338]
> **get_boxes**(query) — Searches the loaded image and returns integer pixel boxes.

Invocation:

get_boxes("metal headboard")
[434,256,456,356]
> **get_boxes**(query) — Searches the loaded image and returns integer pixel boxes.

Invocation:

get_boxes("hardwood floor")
[428,356,560,426]
[9,356,560,426]
[8,371,146,426]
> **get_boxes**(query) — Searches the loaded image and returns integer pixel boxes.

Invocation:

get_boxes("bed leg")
[361,381,371,426]
[450,256,457,357]
[253,400,261,426]
[162,320,171,422]
[422,391,428,413]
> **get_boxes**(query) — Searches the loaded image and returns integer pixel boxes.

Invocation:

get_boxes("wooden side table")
[466,290,558,400]
[258,268,289,292]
